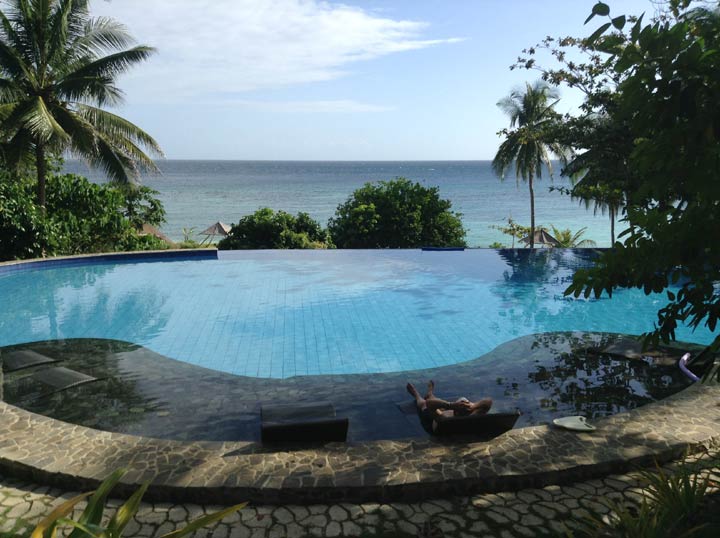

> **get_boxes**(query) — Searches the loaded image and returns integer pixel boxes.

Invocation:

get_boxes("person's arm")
[424,398,452,413]
[425,398,471,414]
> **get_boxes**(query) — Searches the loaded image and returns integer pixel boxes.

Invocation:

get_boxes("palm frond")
[62,46,155,84]
[76,16,134,55]
[51,104,97,155]
[21,96,68,143]
[91,131,138,183]
[0,38,36,87]
[55,74,123,106]
[0,77,24,102]
[77,104,163,157]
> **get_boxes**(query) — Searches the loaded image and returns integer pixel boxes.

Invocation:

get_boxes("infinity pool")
[0,249,713,378]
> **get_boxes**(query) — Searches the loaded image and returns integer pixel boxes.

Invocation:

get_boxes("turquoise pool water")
[0,250,714,378]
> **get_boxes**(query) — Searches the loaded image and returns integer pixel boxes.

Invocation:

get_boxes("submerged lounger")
[432,410,521,438]
[32,367,99,393]
[2,350,58,372]
[261,401,349,443]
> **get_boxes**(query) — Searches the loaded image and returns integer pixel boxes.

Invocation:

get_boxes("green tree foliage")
[517,0,720,365]
[0,0,162,207]
[218,208,332,250]
[328,178,466,248]
[114,184,166,229]
[0,170,51,259]
[490,217,531,248]
[0,172,167,261]
[492,81,570,249]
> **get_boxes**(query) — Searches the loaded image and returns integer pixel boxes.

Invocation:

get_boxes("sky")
[93,0,661,161]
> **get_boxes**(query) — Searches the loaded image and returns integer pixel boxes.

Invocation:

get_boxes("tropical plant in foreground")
[30,469,246,538]
[492,81,570,248]
[567,452,720,538]
[0,0,163,207]
[516,0,720,370]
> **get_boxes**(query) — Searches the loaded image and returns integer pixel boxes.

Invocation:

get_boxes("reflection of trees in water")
[62,286,170,342]
[0,263,113,341]
[2,339,162,432]
[489,249,579,331]
[0,262,171,344]
[522,333,690,420]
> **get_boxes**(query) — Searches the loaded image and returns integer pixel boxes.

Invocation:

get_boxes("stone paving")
[1,448,718,537]
[2,377,718,504]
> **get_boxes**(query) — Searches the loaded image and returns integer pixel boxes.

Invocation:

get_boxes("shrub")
[0,174,53,260]
[218,208,332,249]
[328,178,466,248]
[0,172,168,261]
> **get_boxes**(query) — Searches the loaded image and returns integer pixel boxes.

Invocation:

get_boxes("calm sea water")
[63,160,620,247]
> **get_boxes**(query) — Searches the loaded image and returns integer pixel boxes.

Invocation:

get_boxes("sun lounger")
[2,350,58,372]
[32,367,99,393]
[432,410,521,438]
[261,401,349,443]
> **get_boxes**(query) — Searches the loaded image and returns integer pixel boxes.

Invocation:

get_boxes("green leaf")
[631,13,644,41]
[592,2,610,16]
[587,22,612,44]
[160,503,248,538]
[106,482,149,537]
[612,15,626,30]
[31,492,93,538]
[69,469,125,538]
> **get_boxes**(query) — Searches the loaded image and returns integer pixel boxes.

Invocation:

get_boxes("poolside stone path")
[1,448,718,538]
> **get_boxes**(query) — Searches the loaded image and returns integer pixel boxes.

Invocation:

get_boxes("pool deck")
[0,379,718,504]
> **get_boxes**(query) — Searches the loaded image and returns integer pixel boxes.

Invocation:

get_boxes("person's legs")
[406,382,427,411]
[469,397,493,416]
[409,381,453,416]
[424,380,436,399]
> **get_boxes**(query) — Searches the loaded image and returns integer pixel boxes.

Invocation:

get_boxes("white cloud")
[93,0,461,103]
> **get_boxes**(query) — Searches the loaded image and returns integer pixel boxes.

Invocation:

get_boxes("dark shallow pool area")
[0,332,696,442]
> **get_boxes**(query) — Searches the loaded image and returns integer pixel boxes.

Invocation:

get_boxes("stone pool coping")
[0,248,218,273]
[1,381,718,504]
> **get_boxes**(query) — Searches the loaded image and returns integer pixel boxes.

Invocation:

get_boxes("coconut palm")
[0,0,162,207]
[550,226,597,248]
[492,81,569,248]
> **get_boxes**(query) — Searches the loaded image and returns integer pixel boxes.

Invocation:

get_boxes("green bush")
[0,173,168,261]
[328,178,466,248]
[218,208,332,249]
[0,174,53,260]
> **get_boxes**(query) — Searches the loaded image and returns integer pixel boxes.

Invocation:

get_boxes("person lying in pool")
[406,380,492,432]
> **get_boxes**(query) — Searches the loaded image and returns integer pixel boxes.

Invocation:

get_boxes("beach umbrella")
[140,224,175,247]
[201,222,231,238]
[200,222,231,244]
[520,229,561,248]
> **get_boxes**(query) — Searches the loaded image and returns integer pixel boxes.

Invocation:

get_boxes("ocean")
[63,160,620,247]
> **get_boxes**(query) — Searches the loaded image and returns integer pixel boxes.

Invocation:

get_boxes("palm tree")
[492,81,568,248]
[0,0,162,207]
[550,226,597,248]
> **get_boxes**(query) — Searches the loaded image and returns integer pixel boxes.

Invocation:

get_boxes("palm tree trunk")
[610,206,615,245]
[35,142,47,208]
[529,171,535,249]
